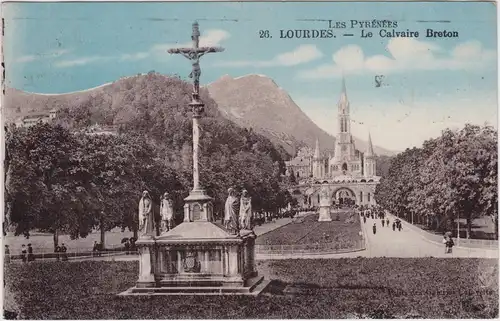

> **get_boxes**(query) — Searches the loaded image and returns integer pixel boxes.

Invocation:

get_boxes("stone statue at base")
[239,189,253,230]
[224,188,239,235]
[160,192,174,232]
[138,191,155,237]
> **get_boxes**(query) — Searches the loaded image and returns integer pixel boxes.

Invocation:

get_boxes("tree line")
[4,74,295,249]
[5,122,294,249]
[374,124,498,240]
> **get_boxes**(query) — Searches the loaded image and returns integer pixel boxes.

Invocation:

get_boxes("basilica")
[285,79,380,206]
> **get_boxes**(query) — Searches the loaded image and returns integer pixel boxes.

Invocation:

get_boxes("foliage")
[5,123,187,245]
[5,74,292,240]
[4,258,498,319]
[375,124,498,239]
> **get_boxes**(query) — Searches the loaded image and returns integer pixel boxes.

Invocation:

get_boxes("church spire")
[365,132,374,157]
[338,76,349,114]
[314,138,320,159]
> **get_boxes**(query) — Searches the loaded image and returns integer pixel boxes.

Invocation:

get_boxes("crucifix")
[168,22,224,219]
[168,21,224,100]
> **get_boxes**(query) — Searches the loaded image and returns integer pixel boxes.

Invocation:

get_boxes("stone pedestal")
[318,205,332,222]
[120,223,268,296]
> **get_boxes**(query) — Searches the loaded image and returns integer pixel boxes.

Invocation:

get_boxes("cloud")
[51,29,230,67]
[295,93,497,151]
[15,55,37,63]
[215,45,323,67]
[120,52,150,61]
[14,49,72,63]
[297,39,495,79]
[54,56,108,68]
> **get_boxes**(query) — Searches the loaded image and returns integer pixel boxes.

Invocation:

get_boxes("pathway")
[359,213,498,259]
[70,212,499,262]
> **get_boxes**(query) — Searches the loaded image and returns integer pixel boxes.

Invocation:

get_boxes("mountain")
[207,74,394,157]
[4,72,394,157]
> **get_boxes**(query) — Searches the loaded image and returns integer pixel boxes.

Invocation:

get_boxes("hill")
[5,72,293,217]
[207,74,394,157]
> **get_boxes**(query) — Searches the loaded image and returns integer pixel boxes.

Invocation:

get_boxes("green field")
[5,258,496,319]
[256,210,362,251]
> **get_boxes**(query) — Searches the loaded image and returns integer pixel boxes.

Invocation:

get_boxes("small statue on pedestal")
[160,192,174,232]
[239,189,253,230]
[138,191,155,237]
[224,188,239,235]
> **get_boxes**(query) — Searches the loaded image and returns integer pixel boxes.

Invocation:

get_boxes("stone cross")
[168,21,224,98]
[168,21,224,192]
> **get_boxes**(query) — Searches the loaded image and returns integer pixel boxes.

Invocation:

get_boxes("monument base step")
[118,276,269,296]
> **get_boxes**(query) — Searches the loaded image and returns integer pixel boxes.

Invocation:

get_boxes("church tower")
[312,138,322,178]
[334,77,356,163]
[364,132,376,177]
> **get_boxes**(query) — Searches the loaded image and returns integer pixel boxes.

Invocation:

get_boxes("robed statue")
[160,192,175,232]
[239,189,253,230]
[224,188,239,234]
[138,191,155,236]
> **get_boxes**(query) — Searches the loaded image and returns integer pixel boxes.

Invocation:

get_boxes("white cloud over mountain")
[297,39,496,79]
[215,45,323,67]
[296,93,497,151]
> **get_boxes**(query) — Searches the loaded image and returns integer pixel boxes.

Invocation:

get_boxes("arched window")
[368,193,371,202]
[340,120,344,132]
[359,191,363,203]
[342,163,348,171]
[317,194,320,203]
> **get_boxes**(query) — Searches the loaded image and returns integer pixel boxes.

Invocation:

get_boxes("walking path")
[71,212,498,262]
[359,213,498,259]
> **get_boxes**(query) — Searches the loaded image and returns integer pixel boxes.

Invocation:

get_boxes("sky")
[3,1,498,151]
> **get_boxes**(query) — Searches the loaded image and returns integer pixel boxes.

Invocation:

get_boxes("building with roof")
[286,78,380,207]
[14,109,58,128]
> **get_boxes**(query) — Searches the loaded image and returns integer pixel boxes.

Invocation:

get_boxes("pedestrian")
[372,223,377,235]
[55,245,61,261]
[27,244,35,262]
[442,235,449,253]
[392,222,396,231]
[446,237,454,254]
[363,216,366,223]
[92,241,99,257]
[61,243,68,261]
[386,218,389,227]
[398,222,402,231]
[4,245,10,264]
[382,219,385,227]
[21,244,27,263]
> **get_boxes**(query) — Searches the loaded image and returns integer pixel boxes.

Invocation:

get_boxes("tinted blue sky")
[3,2,498,150]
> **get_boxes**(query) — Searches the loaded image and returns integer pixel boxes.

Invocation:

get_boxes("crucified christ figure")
[168,22,224,95]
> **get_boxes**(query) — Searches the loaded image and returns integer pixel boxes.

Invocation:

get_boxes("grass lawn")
[5,258,497,319]
[256,209,362,251]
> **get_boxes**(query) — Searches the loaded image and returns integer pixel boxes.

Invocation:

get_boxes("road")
[70,212,498,262]
[359,213,498,259]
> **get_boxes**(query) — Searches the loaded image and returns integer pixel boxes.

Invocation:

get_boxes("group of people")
[4,243,68,263]
[54,243,68,261]
[356,205,404,235]
[224,188,253,234]
[137,191,175,236]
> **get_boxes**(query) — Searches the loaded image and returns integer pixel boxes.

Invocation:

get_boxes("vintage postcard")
[2,1,498,319]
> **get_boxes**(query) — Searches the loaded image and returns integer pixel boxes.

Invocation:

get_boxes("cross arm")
[167,47,225,54]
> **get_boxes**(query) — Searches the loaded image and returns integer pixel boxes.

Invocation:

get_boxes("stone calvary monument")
[121,21,268,296]
[318,183,332,222]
